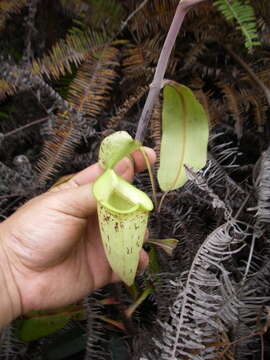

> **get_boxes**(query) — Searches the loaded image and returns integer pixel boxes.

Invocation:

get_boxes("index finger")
[69,147,156,186]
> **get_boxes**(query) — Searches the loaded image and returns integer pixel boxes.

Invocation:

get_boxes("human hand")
[0,148,155,327]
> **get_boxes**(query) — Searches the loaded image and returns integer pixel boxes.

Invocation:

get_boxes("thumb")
[47,157,133,219]
[46,183,97,219]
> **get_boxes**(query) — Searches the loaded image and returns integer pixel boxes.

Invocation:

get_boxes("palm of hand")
[2,194,114,313]
[1,150,154,315]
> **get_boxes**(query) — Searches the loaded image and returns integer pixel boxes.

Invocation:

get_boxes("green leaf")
[18,305,85,341]
[93,169,153,285]
[148,246,160,275]
[0,111,9,119]
[99,131,141,169]
[157,82,209,192]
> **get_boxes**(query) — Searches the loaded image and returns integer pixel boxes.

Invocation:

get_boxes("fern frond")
[60,0,124,33]
[31,30,108,80]
[129,0,178,38]
[240,88,267,132]
[0,0,27,30]
[85,0,124,32]
[0,324,27,359]
[0,79,16,100]
[37,113,81,185]
[182,43,208,71]
[155,222,245,360]
[123,36,162,80]
[256,146,270,225]
[106,85,148,130]
[214,0,260,50]
[67,46,119,117]
[84,294,110,360]
[59,0,90,17]
[123,35,179,80]
[219,83,244,138]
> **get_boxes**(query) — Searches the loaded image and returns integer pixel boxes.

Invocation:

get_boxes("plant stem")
[135,0,207,143]
[139,146,158,208]
[4,116,49,138]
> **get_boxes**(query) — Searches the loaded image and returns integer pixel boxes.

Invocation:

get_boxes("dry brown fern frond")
[67,46,119,118]
[0,0,27,30]
[106,85,148,130]
[242,66,270,89]
[31,30,108,80]
[60,0,124,33]
[248,94,267,132]
[37,45,119,184]
[37,113,81,185]
[0,79,16,100]
[252,0,270,26]
[185,3,228,43]
[182,42,208,72]
[122,36,178,81]
[128,0,178,38]
[83,0,124,33]
[239,87,267,132]
[219,83,244,138]
[122,37,162,81]
[59,0,90,17]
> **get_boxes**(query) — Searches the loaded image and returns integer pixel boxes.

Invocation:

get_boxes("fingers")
[131,147,156,173]
[71,157,131,186]
[44,183,97,218]
[137,249,149,274]
[54,147,156,190]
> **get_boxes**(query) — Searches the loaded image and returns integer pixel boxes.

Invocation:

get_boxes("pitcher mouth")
[93,169,153,215]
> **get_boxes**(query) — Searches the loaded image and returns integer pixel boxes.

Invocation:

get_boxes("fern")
[0,0,27,30]
[106,85,148,130]
[255,145,270,225]
[68,46,119,117]
[214,0,260,50]
[153,222,245,360]
[84,294,110,360]
[60,0,124,33]
[37,46,119,183]
[0,79,16,100]
[32,30,108,80]
[37,114,81,184]
[219,83,244,138]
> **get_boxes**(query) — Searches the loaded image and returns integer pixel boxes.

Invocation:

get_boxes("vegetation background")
[1,0,270,359]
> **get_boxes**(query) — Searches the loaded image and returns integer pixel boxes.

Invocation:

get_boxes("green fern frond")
[214,0,260,50]
[0,0,27,30]
[68,46,119,117]
[31,30,108,80]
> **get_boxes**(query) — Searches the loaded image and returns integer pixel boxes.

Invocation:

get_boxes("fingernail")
[114,158,130,174]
